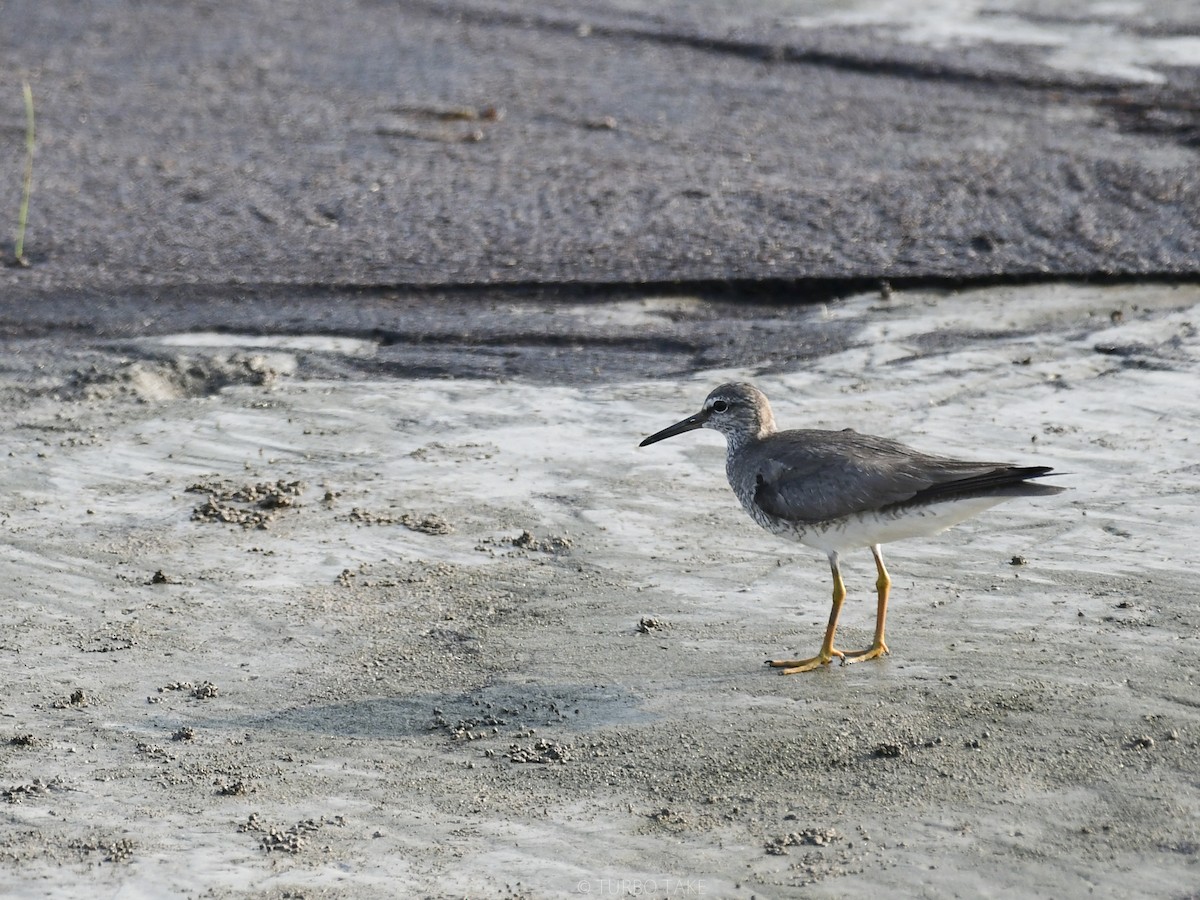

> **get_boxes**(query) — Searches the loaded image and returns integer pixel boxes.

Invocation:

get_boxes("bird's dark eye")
[711,400,729,413]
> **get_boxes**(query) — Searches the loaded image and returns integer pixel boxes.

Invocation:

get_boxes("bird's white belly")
[772,496,1011,554]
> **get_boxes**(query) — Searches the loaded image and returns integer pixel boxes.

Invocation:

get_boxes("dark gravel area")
[2,0,1199,305]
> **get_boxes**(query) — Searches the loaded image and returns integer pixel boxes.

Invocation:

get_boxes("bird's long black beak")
[639,409,709,447]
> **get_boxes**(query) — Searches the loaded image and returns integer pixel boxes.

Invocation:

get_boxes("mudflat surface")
[2,0,1199,295]
[3,1,1200,896]
[2,283,1198,897]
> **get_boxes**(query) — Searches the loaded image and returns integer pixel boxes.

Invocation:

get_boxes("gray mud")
[2,283,1198,897]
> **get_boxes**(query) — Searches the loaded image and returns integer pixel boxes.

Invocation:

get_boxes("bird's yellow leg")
[767,554,848,674]
[842,544,891,663]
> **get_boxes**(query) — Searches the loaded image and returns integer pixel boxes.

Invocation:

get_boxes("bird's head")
[639,382,776,449]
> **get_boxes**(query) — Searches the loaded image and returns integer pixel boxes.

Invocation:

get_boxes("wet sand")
[2,283,1198,897]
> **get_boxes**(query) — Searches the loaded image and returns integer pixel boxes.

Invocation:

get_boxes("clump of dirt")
[765,828,843,855]
[472,530,572,556]
[3,777,65,804]
[636,616,669,634]
[239,813,344,854]
[431,708,505,742]
[347,509,453,534]
[152,680,219,701]
[78,624,137,653]
[508,739,574,763]
[51,688,90,709]
[401,512,453,535]
[645,807,697,832]
[408,441,498,462]
[348,507,397,525]
[7,734,39,747]
[135,742,174,761]
[511,531,572,554]
[188,479,305,529]
[69,837,135,863]
[60,353,287,403]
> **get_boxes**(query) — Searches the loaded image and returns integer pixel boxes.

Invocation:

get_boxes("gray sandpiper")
[639,382,1065,674]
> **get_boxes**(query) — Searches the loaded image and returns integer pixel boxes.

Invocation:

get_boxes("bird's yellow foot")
[766,650,845,675]
[840,642,890,663]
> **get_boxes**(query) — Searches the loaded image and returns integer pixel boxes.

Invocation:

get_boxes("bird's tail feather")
[908,466,1067,505]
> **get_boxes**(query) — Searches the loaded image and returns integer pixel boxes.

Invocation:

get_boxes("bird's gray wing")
[748,433,1014,524]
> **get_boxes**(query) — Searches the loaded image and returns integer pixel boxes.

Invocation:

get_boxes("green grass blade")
[15,80,35,265]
